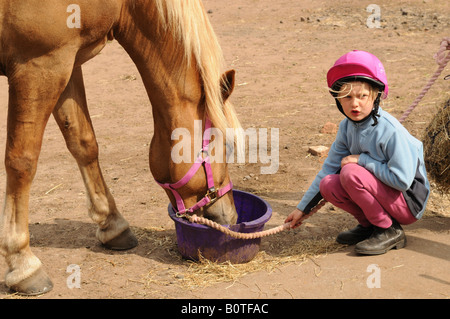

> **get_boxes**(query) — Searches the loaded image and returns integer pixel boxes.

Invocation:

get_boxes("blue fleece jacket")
[297,108,430,220]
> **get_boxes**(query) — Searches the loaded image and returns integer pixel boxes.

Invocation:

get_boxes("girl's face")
[337,82,375,122]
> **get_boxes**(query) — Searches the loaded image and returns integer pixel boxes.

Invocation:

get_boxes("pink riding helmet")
[327,50,389,99]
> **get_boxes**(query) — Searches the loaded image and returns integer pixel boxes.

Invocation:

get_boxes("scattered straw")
[174,237,343,289]
[133,225,344,290]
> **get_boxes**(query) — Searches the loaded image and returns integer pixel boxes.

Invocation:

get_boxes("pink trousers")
[319,163,417,228]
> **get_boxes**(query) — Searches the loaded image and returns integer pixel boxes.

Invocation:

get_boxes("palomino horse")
[0,0,241,295]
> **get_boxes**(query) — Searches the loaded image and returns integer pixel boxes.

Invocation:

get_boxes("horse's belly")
[75,36,109,67]
[0,0,120,63]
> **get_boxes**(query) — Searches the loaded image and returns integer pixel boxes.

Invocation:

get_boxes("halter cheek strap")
[155,118,233,216]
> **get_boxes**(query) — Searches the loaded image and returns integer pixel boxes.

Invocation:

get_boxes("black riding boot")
[355,219,406,255]
[336,224,374,245]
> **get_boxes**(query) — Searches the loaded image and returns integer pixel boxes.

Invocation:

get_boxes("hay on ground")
[173,237,343,289]
[135,224,344,290]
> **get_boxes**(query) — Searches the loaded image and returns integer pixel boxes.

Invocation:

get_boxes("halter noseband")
[155,118,233,217]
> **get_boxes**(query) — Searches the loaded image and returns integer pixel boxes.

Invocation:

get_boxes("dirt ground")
[0,0,449,300]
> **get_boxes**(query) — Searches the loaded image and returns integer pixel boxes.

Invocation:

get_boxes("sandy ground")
[0,0,449,300]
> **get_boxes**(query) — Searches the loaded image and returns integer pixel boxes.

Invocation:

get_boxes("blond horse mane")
[154,0,242,139]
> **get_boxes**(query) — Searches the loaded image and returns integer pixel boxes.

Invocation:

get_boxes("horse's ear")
[221,69,235,102]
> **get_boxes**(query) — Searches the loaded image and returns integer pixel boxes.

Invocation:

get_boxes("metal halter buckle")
[176,210,189,218]
[206,187,218,204]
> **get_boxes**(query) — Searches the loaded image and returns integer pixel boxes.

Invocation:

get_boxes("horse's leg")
[52,66,137,250]
[0,61,74,295]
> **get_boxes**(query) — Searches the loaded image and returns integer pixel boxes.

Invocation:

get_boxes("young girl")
[285,50,430,255]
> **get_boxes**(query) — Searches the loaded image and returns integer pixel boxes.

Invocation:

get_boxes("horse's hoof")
[102,228,138,250]
[9,268,53,296]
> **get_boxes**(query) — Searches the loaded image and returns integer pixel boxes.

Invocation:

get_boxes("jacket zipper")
[353,122,363,154]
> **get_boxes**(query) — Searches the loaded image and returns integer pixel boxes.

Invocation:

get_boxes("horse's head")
[152,70,239,225]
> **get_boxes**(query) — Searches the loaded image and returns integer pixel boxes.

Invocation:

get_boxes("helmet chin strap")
[335,92,382,126]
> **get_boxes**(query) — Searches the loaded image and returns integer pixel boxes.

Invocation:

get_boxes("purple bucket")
[168,190,272,263]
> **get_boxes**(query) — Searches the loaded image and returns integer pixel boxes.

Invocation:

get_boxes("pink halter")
[156,118,233,217]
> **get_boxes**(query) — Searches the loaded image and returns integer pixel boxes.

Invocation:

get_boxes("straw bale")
[423,99,450,193]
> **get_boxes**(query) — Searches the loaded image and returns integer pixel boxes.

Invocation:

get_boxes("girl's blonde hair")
[329,80,381,101]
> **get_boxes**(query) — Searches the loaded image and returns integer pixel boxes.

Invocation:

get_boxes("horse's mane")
[154,0,242,138]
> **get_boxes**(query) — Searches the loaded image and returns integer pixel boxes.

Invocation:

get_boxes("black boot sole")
[355,237,406,255]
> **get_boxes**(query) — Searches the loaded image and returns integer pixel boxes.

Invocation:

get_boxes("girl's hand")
[285,208,306,229]
[341,154,360,168]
